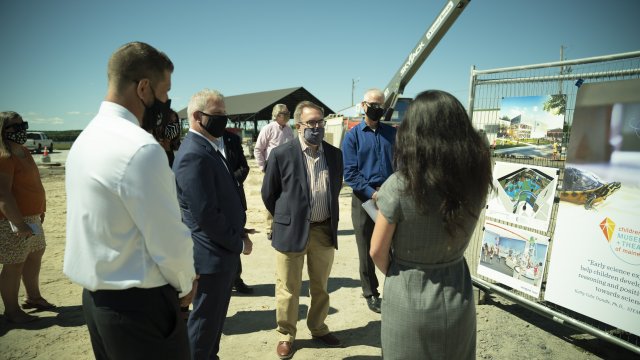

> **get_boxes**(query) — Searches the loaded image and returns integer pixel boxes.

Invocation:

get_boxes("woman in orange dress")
[0,111,54,323]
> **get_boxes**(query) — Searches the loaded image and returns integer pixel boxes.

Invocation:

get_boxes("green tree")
[543,94,566,115]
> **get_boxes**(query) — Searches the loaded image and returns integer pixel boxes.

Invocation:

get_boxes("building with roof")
[178,86,335,138]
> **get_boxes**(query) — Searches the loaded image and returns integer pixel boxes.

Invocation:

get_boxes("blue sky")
[1,0,639,131]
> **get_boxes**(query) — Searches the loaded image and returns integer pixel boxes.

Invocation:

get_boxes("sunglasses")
[3,121,29,132]
[363,102,383,110]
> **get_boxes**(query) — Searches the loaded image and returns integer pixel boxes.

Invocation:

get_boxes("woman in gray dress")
[370,90,492,359]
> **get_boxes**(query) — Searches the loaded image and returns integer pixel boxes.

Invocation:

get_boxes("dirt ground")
[0,159,637,359]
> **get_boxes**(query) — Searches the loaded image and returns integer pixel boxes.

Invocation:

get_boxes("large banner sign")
[478,221,549,298]
[545,78,640,336]
[486,161,558,232]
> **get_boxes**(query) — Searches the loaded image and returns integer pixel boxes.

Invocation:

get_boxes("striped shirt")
[299,136,330,222]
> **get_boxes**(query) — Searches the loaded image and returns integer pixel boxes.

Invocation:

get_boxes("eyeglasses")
[299,119,325,128]
[199,111,228,120]
[363,101,384,110]
[3,121,29,132]
[277,111,290,117]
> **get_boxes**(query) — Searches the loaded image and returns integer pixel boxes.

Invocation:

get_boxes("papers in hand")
[362,199,378,222]
[9,221,44,235]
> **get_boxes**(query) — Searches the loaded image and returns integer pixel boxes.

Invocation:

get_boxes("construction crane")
[382,0,470,121]
[326,0,470,148]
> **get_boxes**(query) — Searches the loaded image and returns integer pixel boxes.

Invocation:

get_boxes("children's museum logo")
[600,217,615,243]
[603,216,640,265]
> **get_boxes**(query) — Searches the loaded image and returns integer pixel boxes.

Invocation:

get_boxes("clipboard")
[362,199,378,222]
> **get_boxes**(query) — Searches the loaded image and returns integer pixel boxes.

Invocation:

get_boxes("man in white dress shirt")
[253,104,294,240]
[253,104,294,172]
[63,42,195,360]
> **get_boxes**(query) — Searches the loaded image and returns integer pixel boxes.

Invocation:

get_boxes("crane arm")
[382,0,470,120]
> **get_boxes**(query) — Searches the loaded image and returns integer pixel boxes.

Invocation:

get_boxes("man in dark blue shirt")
[342,88,396,313]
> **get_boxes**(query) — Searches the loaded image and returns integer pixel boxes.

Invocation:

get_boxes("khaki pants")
[275,221,335,343]
[266,212,273,236]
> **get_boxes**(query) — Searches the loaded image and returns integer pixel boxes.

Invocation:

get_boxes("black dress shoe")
[312,333,343,348]
[366,295,381,313]
[233,279,254,294]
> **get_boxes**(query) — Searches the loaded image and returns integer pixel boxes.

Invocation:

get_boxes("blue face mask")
[303,127,324,145]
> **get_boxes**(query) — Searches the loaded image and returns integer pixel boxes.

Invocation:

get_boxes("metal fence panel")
[464,51,640,354]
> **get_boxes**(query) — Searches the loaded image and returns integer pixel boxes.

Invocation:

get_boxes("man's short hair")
[108,42,174,92]
[187,89,225,123]
[272,104,288,120]
[363,88,385,102]
[293,101,324,122]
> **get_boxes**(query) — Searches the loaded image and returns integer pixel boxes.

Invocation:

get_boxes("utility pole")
[559,45,567,151]
[351,78,359,106]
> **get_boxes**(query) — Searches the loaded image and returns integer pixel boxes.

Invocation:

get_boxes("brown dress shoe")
[312,333,343,348]
[277,341,293,359]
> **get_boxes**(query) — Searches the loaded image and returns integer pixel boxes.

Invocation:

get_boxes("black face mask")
[200,113,228,138]
[6,129,27,145]
[365,105,385,122]
[140,86,172,132]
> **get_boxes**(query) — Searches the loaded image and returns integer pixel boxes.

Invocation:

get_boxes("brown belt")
[310,218,330,225]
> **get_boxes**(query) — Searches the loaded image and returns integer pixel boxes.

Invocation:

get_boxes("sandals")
[22,297,56,311]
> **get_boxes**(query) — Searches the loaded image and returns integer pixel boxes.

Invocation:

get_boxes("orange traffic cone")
[42,146,51,163]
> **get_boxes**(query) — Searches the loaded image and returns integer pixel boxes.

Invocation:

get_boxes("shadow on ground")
[0,305,85,336]
[482,294,640,359]
[234,277,360,299]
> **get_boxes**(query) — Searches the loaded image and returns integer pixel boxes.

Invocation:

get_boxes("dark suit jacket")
[222,131,249,210]
[261,137,343,253]
[173,131,246,274]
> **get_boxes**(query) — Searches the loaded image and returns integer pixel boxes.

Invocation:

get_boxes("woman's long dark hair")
[395,90,493,237]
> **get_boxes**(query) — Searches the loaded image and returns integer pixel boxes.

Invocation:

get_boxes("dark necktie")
[216,149,231,173]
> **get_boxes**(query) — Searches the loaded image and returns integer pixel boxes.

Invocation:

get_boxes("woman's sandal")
[22,297,56,311]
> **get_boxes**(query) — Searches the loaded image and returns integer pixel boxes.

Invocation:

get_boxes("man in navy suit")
[173,89,253,360]
[262,101,344,359]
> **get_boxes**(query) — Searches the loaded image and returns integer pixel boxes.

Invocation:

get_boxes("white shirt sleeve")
[119,143,195,297]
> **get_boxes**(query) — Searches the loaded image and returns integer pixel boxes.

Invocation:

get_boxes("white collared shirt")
[63,101,195,296]
[216,137,226,159]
